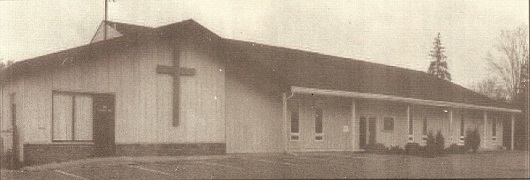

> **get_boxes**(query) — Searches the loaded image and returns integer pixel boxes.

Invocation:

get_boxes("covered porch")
[282,86,522,152]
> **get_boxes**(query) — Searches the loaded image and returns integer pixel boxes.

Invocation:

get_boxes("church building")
[0,19,522,165]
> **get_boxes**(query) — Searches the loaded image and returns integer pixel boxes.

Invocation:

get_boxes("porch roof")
[291,86,521,113]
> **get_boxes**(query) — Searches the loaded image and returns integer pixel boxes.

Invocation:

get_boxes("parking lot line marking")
[54,170,89,180]
[198,161,243,170]
[327,154,367,159]
[239,157,301,166]
[127,165,174,177]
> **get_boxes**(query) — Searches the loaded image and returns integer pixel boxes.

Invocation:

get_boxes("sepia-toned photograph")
[1,0,529,179]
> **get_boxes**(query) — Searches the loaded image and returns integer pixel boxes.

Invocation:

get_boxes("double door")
[359,116,377,149]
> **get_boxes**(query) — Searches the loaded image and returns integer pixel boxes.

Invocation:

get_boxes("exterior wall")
[132,34,225,144]
[23,144,94,166]
[410,106,450,147]
[409,107,505,149]
[0,81,23,157]
[1,33,227,163]
[225,55,284,153]
[287,96,352,151]
[357,101,409,148]
[23,143,225,166]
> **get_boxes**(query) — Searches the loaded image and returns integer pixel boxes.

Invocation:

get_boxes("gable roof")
[0,19,519,112]
[223,39,517,111]
[90,21,154,43]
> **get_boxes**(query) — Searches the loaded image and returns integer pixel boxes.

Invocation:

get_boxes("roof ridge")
[104,20,154,29]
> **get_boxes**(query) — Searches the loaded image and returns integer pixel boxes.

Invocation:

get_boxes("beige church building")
[0,19,522,165]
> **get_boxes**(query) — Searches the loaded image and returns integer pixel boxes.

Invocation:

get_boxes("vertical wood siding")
[1,33,226,151]
[225,52,283,153]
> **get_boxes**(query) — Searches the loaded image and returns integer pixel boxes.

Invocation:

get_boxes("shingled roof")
[0,19,519,111]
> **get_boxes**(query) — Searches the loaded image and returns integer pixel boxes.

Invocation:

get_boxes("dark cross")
[156,41,196,127]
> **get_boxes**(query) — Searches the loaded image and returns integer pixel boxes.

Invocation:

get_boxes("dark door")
[368,117,377,145]
[93,94,115,157]
[359,116,366,149]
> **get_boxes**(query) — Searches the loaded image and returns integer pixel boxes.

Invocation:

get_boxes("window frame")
[290,101,300,141]
[459,113,465,145]
[491,118,497,141]
[314,107,323,141]
[422,117,428,143]
[51,91,96,143]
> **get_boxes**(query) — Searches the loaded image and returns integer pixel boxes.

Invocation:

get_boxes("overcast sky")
[1,0,528,88]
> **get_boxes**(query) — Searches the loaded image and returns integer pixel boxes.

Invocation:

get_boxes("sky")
[0,0,528,88]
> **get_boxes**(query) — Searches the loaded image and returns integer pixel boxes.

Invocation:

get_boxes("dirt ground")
[1,151,528,179]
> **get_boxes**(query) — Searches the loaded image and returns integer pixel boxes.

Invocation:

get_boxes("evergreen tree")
[428,33,452,81]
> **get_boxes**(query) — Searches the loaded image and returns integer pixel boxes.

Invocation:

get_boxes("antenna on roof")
[104,0,116,40]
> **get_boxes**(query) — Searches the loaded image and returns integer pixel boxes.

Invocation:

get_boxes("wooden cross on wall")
[156,41,196,127]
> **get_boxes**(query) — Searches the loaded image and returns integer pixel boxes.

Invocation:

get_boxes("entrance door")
[368,117,377,144]
[93,94,115,157]
[360,116,377,148]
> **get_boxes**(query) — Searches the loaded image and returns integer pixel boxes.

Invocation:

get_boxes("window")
[422,118,428,143]
[52,92,93,141]
[315,108,323,140]
[491,119,497,137]
[422,118,428,135]
[408,108,413,135]
[460,114,465,136]
[384,117,394,131]
[290,102,299,141]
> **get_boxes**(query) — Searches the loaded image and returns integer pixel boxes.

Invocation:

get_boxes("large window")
[315,108,323,140]
[52,92,93,141]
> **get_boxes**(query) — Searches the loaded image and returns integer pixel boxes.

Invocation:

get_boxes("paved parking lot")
[1,151,528,179]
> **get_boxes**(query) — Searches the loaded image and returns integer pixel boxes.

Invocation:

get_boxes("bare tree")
[486,25,529,102]
[472,77,508,101]
[0,60,15,71]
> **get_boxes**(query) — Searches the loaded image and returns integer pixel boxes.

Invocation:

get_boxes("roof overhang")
[291,86,522,114]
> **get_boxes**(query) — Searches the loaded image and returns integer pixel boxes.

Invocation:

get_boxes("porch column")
[282,93,288,153]
[449,108,453,143]
[483,111,488,149]
[511,114,515,150]
[351,98,358,150]
[407,105,413,143]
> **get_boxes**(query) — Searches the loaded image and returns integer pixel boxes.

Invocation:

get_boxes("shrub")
[445,143,465,154]
[435,130,445,155]
[424,131,437,157]
[388,145,405,155]
[365,143,387,153]
[464,129,481,153]
[405,142,421,155]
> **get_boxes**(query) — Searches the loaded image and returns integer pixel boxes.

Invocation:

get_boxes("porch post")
[351,98,357,151]
[483,111,488,149]
[407,105,413,143]
[282,93,288,153]
[511,114,515,150]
